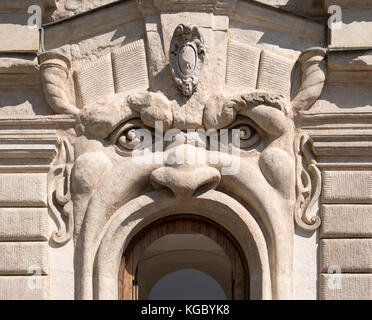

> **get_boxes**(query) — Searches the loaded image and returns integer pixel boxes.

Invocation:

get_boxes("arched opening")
[119,215,249,300]
[148,269,227,300]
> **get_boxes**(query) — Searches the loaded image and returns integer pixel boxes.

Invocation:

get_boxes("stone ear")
[48,137,74,245]
[294,133,321,232]
[291,48,327,116]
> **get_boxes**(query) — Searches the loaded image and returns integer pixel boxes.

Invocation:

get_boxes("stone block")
[0,23,39,52]
[0,242,48,275]
[0,276,49,300]
[321,205,372,238]
[320,239,372,273]
[0,208,48,241]
[0,173,47,207]
[257,50,293,97]
[320,274,372,300]
[322,171,372,203]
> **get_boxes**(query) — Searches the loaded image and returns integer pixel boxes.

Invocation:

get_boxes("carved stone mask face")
[40,28,326,299]
[74,91,295,222]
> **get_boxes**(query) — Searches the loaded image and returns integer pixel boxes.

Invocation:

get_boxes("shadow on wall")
[278,0,325,17]
[229,19,324,53]
[0,88,52,116]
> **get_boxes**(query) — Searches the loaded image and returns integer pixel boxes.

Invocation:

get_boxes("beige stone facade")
[0,0,371,300]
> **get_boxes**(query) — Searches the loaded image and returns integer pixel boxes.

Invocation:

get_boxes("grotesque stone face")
[40,19,326,299]
[67,88,297,298]
[73,90,295,235]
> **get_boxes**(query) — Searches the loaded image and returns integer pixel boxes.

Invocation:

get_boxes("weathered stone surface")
[0,24,39,52]
[320,239,372,273]
[75,54,114,107]
[0,208,48,241]
[320,274,372,300]
[0,242,48,275]
[112,39,149,93]
[328,51,372,71]
[321,205,372,238]
[325,1,372,50]
[0,173,47,207]
[322,171,372,203]
[0,54,38,74]
[226,40,261,89]
[257,50,294,97]
[0,276,49,300]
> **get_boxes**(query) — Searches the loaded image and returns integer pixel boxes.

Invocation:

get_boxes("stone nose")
[150,166,221,199]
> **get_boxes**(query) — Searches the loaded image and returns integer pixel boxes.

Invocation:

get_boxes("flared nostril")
[150,166,221,199]
[193,177,220,197]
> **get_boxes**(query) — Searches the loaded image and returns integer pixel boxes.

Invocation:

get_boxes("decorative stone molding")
[48,137,74,245]
[138,0,237,15]
[169,23,206,96]
[294,134,322,232]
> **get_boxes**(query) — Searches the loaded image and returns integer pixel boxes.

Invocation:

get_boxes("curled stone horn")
[292,47,327,116]
[38,51,79,116]
[39,51,77,245]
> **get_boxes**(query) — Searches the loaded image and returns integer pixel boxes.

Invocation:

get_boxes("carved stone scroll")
[48,137,74,245]
[294,133,322,232]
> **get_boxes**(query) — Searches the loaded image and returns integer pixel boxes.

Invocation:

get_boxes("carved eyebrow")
[203,91,288,131]
[227,91,287,115]
[79,93,139,138]
[229,91,291,136]
[79,92,173,138]
[239,104,292,137]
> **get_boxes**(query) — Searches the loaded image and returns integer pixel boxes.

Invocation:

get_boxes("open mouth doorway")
[119,215,249,300]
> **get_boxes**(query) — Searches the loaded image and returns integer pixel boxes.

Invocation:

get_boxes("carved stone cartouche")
[169,23,206,96]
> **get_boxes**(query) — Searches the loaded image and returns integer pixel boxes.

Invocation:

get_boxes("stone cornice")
[0,115,74,172]
[0,54,39,74]
[301,120,372,168]
[0,115,75,128]
[43,0,325,48]
[328,51,372,71]
[138,0,237,15]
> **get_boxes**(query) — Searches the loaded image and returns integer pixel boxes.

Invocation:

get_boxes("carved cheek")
[259,147,295,199]
[72,152,112,195]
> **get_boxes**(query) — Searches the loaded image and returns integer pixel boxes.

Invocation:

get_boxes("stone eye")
[117,128,142,150]
[218,117,263,152]
[232,124,261,149]
[111,119,151,153]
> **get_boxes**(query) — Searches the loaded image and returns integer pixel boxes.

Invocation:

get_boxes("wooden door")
[119,215,249,300]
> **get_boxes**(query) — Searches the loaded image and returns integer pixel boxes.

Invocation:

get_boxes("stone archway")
[119,215,249,300]
[91,190,272,300]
